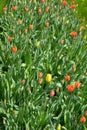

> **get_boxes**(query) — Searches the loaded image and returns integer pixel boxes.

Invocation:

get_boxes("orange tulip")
[38,72,43,78]
[24,7,29,12]
[45,22,50,27]
[29,25,33,30]
[37,9,41,14]
[18,20,22,25]
[8,36,12,42]
[62,0,67,6]
[75,82,81,88]
[38,78,43,84]
[49,90,55,97]
[12,47,17,53]
[80,116,86,123]
[12,5,17,11]
[45,7,49,12]
[24,29,28,34]
[71,31,77,38]
[3,7,8,12]
[40,0,45,3]
[65,75,70,81]
[67,84,75,92]
[70,4,77,9]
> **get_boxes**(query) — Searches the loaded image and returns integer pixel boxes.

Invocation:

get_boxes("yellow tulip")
[35,42,40,47]
[46,74,52,82]
[57,124,61,130]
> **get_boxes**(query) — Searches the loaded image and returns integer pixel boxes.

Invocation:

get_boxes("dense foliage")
[0,0,87,130]
[68,0,87,20]
[0,0,10,16]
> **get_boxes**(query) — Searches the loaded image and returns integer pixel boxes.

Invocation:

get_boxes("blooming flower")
[24,29,28,34]
[29,24,33,30]
[24,7,29,12]
[71,31,77,38]
[62,0,67,6]
[75,82,81,88]
[70,4,77,9]
[38,72,43,78]
[46,74,52,82]
[3,7,8,12]
[40,0,45,3]
[12,47,17,53]
[38,78,43,84]
[49,90,55,97]
[45,7,49,12]
[67,84,75,92]
[11,5,17,11]
[45,22,50,27]
[80,116,86,123]
[57,124,61,130]
[18,20,22,24]
[8,36,12,42]
[37,8,41,14]
[65,75,70,81]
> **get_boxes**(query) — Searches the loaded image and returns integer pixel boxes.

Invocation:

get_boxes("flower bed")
[0,0,87,129]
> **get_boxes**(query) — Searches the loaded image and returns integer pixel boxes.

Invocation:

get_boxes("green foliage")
[67,0,87,20]
[0,0,10,16]
[0,0,87,129]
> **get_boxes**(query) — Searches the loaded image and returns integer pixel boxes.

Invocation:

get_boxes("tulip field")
[0,0,87,130]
